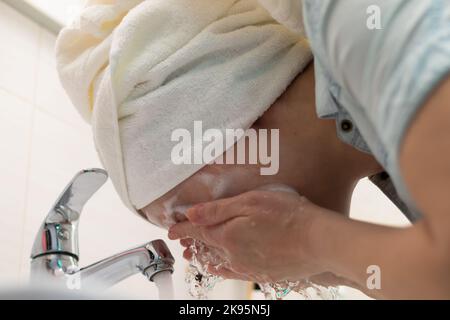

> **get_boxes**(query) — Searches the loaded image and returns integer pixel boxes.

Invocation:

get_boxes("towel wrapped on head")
[56,0,311,215]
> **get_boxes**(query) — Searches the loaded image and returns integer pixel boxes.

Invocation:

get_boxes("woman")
[145,62,382,293]
[170,0,450,299]
[141,64,381,230]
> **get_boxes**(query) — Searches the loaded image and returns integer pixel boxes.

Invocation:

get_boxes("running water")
[153,271,174,300]
[259,280,340,300]
[185,239,223,299]
[184,239,340,300]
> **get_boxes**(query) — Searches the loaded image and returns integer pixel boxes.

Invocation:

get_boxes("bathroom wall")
[0,0,250,299]
[0,0,181,299]
[0,1,410,300]
[24,0,82,26]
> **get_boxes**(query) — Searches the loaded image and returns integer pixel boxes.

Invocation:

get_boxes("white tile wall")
[0,1,412,300]
[0,90,33,285]
[0,2,39,103]
[0,1,249,300]
[25,0,83,26]
[0,1,192,299]
[351,178,411,228]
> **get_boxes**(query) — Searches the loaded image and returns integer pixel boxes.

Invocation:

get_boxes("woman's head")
[140,64,383,228]
[56,0,313,216]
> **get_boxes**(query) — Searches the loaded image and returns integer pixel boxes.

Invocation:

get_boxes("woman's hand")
[168,190,331,284]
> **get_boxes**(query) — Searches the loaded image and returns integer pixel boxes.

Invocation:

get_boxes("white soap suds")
[255,184,299,194]
[161,195,179,227]
[196,171,232,199]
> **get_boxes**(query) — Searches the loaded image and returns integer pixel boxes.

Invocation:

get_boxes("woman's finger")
[185,194,249,227]
[169,221,210,242]
[180,238,194,247]
[183,248,193,260]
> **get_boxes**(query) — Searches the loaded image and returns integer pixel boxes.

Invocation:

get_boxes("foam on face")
[158,169,243,228]
[255,183,299,194]
[161,195,179,227]
[195,170,241,199]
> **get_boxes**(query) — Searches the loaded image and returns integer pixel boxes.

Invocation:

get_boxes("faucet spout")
[79,240,175,291]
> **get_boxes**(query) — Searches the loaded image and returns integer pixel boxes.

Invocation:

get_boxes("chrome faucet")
[30,169,174,292]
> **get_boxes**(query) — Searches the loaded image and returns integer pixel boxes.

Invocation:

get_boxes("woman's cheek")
[140,202,172,229]
[140,167,256,228]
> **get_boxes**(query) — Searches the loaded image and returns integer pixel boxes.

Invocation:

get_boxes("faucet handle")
[47,168,108,222]
[31,169,108,260]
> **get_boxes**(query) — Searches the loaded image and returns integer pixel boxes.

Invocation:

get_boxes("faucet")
[30,169,175,292]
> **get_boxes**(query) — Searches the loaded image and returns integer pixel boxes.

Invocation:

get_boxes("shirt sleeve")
[302,0,450,168]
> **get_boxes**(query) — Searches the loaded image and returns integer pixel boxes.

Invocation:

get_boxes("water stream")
[153,271,174,300]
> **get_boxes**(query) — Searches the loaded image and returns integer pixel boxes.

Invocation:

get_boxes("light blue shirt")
[302,0,450,221]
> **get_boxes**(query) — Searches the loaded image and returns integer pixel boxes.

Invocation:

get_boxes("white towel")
[56,0,311,215]
[259,0,305,34]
